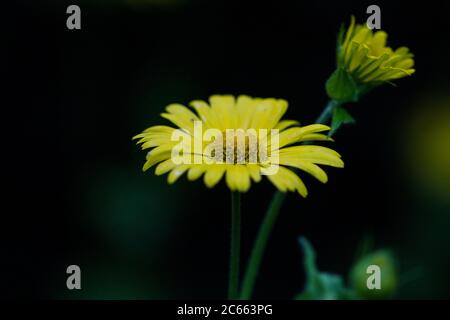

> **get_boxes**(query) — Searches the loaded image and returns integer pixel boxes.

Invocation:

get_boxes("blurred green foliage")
[295,237,356,300]
[296,237,398,300]
[349,250,397,299]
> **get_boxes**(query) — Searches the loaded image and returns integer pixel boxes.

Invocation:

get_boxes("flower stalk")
[240,99,339,300]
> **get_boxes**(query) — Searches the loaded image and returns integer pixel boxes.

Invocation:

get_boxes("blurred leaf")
[295,237,356,300]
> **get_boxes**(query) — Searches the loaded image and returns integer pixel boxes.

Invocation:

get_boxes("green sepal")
[329,105,355,136]
[325,67,358,103]
[335,24,345,65]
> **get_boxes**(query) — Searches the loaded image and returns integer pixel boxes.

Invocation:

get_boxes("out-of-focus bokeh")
[3,0,450,299]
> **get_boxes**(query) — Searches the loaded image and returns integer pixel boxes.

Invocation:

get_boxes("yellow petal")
[226,165,251,192]
[167,164,190,184]
[299,133,334,142]
[187,165,207,181]
[189,100,220,129]
[250,99,288,129]
[143,125,176,134]
[265,99,289,129]
[236,165,251,192]
[209,95,237,129]
[278,157,328,183]
[155,159,176,176]
[143,151,171,172]
[203,165,226,188]
[166,103,199,123]
[275,124,331,149]
[279,146,344,168]
[235,95,256,129]
[274,120,300,131]
[267,166,308,197]
[246,164,262,182]
[370,31,388,56]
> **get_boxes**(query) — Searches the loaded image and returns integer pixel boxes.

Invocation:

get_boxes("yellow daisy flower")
[133,95,344,197]
[339,16,415,83]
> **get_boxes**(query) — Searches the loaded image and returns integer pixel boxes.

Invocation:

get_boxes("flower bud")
[349,250,398,299]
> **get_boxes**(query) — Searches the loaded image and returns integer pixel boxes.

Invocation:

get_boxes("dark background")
[3,0,450,299]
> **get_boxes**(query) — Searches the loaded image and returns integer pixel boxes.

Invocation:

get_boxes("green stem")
[228,191,241,300]
[239,99,338,300]
[316,100,337,125]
